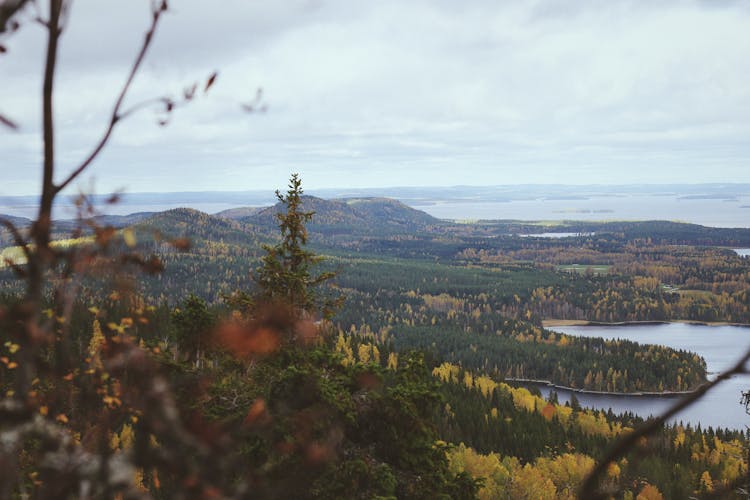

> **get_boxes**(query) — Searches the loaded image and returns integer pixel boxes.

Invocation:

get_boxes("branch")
[0,0,31,33]
[55,1,168,194]
[579,347,750,499]
[0,112,18,129]
[116,95,172,122]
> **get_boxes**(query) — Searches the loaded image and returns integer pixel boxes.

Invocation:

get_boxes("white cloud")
[1,0,749,195]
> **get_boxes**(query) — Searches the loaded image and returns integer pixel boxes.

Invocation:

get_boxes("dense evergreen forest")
[2,192,750,498]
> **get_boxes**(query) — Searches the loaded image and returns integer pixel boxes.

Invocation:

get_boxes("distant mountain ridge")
[241,196,441,234]
[134,208,258,246]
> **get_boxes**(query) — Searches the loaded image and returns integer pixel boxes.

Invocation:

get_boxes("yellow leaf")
[123,228,137,247]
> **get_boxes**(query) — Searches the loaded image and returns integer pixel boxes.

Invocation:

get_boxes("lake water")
[413,195,750,227]
[538,323,750,429]
[2,191,750,227]
[735,249,750,257]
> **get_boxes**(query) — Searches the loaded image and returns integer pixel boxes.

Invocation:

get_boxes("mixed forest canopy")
[2,175,750,498]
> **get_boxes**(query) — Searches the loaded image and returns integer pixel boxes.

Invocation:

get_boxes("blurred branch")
[0,112,18,129]
[580,346,750,499]
[55,1,169,194]
[0,0,31,33]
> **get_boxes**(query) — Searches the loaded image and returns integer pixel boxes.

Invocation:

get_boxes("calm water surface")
[414,195,750,227]
[540,323,750,429]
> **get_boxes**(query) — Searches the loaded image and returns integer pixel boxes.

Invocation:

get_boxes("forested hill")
[134,207,260,246]
[239,195,442,234]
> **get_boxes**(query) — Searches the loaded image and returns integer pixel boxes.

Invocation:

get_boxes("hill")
[134,207,259,247]
[242,195,441,235]
[214,206,263,219]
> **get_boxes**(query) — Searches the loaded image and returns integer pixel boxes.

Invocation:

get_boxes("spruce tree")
[255,173,337,317]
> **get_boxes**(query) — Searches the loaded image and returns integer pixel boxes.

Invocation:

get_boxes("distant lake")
[413,194,750,227]
[735,249,750,257]
[2,190,749,228]
[538,323,750,429]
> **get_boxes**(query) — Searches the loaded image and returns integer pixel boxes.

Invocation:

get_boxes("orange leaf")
[243,398,270,427]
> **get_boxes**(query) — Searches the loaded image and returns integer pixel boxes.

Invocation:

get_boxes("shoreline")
[504,377,693,398]
[542,319,750,328]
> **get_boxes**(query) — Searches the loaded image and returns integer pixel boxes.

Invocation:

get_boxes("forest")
[2,185,749,498]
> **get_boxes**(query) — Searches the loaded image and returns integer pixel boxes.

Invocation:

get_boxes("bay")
[537,323,750,429]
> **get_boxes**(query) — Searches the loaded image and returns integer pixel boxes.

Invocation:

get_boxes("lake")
[538,323,750,429]
[413,194,750,227]
[2,190,750,228]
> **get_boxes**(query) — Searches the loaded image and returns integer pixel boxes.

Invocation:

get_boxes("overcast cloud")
[1,0,749,195]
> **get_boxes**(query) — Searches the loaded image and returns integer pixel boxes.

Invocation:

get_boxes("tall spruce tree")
[255,173,337,317]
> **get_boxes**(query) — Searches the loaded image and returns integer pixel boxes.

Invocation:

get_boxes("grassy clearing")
[676,289,715,299]
[556,264,611,275]
[0,236,95,268]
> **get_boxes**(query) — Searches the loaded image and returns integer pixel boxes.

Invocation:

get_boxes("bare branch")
[55,2,167,194]
[0,112,18,129]
[0,0,31,33]
[580,346,750,499]
[116,96,172,122]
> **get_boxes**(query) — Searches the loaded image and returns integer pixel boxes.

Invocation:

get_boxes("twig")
[0,113,18,129]
[55,1,168,194]
[0,0,32,33]
[579,346,750,499]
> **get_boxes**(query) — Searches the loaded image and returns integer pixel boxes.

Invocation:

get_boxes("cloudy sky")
[1,0,749,196]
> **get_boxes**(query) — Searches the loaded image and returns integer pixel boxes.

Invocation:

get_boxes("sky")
[1,0,749,196]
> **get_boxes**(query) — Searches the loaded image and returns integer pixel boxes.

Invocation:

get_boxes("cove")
[536,323,750,429]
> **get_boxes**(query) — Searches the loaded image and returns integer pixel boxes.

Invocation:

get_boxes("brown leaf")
[305,442,335,465]
[215,322,280,358]
[95,226,116,246]
[295,319,318,345]
[183,84,197,101]
[356,371,382,390]
[170,237,191,251]
[143,255,164,274]
[243,398,271,427]
[204,72,217,93]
